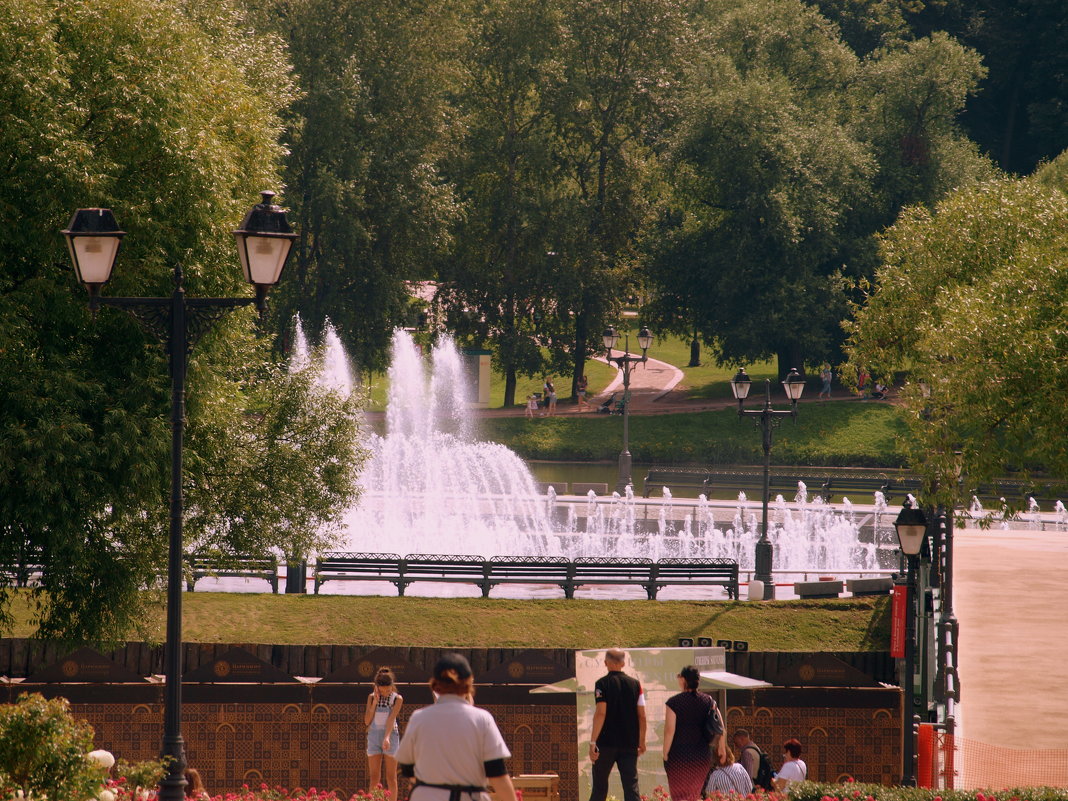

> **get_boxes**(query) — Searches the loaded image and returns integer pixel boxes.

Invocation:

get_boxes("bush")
[790,782,1068,801]
[0,693,106,801]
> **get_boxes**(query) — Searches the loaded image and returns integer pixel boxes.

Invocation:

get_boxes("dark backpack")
[746,745,775,791]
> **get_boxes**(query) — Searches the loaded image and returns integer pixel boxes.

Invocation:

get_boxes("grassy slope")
[482,401,907,467]
[5,594,890,652]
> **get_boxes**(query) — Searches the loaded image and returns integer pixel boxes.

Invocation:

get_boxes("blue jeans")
[589,745,639,801]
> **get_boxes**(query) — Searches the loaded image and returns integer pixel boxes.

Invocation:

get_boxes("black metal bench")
[567,557,654,599]
[313,552,404,593]
[650,558,740,600]
[186,555,279,593]
[399,554,490,596]
[487,556,573,595]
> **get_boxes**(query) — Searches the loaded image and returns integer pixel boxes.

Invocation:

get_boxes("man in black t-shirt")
[588,648,646,801]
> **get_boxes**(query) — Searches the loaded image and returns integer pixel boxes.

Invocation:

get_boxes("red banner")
[890,584,907,658]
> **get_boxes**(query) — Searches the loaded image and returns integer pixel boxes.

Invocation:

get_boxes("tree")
[548,0,690,395]
[255,0,466,372]
[436,0,566,407]
[843,158,1068,497]
[0,0,360,643]
[645,0,989,376]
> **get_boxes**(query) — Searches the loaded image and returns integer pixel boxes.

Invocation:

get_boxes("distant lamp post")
[894,498,928,787]
[730,367,805,600]
[604,325,653,492]
[63,192,296,801]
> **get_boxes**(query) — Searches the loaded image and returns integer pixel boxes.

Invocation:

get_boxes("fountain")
[295,325,895,578]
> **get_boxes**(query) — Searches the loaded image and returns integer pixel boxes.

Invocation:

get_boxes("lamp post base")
[755,538,775,600]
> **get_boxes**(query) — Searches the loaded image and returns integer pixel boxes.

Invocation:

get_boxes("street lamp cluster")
[729,366,806,600]
[602,325,653,493]
[62,192,297,801]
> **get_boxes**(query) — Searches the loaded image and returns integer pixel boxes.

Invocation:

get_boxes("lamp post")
[603,325,653,493]
[894,498,928,787]
[729,367,805,600]
[62,193,296,801]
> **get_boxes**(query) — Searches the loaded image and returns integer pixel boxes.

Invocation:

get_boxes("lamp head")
[894,498,928,556]
[637,327,653,351]
[233,191,297,290]
[730,368,752,401]
[62,208,125,294]
[602,326,619,352]
[783,367,806,402]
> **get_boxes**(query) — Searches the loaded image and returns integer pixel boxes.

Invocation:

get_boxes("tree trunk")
[688,327,701,367]
[504,366,517,408]
[775,342,805,382]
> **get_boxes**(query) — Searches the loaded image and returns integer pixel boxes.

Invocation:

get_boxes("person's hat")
[433,652,473,681]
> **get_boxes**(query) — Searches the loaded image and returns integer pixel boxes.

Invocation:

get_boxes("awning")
[699,671,773,690]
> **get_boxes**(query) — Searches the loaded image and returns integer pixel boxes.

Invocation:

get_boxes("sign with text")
[890,584,907,658]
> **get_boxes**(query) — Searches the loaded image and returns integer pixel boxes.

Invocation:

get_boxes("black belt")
[413,780,487,801]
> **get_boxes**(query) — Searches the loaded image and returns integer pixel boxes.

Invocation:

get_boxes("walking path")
[955,527,1068,748]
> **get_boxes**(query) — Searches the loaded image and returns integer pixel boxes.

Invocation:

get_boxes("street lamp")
[894,498,928,787]
[730,367,805,599]
[603,325,653,492]
[62,192,296,801]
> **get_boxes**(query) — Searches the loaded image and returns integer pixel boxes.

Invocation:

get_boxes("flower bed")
[789,782,1068,801]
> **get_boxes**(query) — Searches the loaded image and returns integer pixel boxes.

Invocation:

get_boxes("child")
[525,394,538,418]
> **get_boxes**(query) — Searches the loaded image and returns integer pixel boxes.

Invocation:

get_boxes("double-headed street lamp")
[893,498,928,787]
[603,325,653,493]
[729,367,806,600]
[62,192,297,801]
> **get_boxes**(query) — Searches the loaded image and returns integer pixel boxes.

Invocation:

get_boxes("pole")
[160,270,188,801]
[902,551,918,786]
[756,382,775,599]
[617,356,632,493]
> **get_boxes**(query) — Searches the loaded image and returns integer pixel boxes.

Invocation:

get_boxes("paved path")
[954,526,1068,783]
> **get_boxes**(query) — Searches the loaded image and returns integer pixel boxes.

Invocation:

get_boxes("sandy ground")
[955,527,1068,754]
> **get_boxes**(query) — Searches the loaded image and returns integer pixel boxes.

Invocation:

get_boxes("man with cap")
[588,648,646,801]
[396,653,518,801]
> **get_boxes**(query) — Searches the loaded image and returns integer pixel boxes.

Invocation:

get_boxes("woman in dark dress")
[662,665,721,801]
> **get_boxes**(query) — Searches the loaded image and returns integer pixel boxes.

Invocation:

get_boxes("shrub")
[0,693,106,801]
[790,781,1068,801]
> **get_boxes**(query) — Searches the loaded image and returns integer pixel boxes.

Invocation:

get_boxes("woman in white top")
[704,746,754,796]
[774,738,808,792]
[365,667,404,799]
[396,653,518,801]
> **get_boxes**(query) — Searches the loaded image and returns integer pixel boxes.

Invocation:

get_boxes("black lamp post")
[62,192,296,801]
[603,325,653,493]
[894,498,928,787]
[729,367,805,600]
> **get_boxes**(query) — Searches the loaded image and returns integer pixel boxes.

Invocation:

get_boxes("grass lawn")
[481,400,907,466]
[3,593,889,651]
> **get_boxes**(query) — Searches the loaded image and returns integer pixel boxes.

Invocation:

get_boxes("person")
[733,728,762,784]
[577,375,589,409]
[818,366,832,400]
[184,768,210,801]
[704,747,754,796]
[589,648,646,801]
[544,377,557,416]
[774,738,808,792]
[871,382,886,400]
[857,369,870,399]
[396,653,518,801]
[525,394,538,419]
[365,667,404,800]
[662,665,722,801]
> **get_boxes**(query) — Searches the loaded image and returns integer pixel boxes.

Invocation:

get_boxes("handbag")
[702,694,724,742]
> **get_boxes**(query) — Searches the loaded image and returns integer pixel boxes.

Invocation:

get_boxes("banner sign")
[890,584,908,658]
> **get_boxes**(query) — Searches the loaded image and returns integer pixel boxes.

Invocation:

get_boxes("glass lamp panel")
[70,235,121,285]
[637,328,653,350]
[730,370,751,400]
[602,327,619,351]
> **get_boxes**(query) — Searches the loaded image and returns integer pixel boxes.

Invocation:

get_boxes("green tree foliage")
[0,694,105,801]
[645,0,989,376]
[0,0,360,643]
[437,0,566,406]
[843,158,1068,496]
[259,0,466,371]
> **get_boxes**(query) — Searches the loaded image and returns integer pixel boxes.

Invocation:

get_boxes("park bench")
[186,554,279,593]
[566,557,654,598]
[487,556,574,595]
[649,558,740,600]
[398,554,490,596]
[313,552,404,593]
